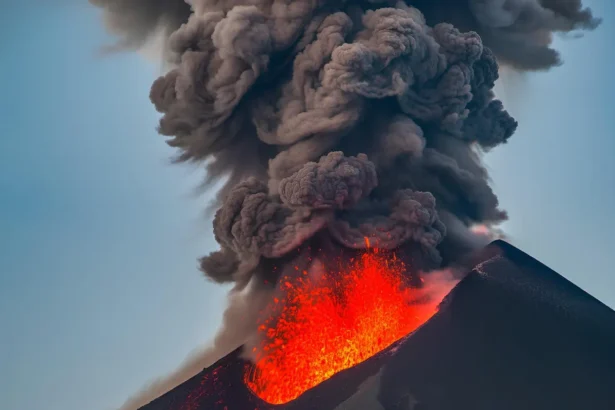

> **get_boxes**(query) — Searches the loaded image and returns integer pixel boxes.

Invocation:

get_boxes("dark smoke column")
[91,0,598,279]
[92,0,599,370]
[91,1,599,408]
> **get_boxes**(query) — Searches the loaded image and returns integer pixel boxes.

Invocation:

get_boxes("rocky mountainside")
[139,241,615,410]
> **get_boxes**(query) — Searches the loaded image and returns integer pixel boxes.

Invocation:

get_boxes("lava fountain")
[245,243,457,404]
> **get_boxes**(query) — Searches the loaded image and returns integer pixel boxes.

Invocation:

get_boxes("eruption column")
[91,1,599,409]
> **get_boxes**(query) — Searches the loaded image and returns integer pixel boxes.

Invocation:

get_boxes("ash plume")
[93,0,599,67]
[92,0,191,51]
[91,0,599,408]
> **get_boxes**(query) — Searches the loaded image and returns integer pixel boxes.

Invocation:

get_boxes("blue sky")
[0,2,613,410]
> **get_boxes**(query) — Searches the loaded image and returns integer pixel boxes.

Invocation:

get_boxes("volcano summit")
[135,241,615,410]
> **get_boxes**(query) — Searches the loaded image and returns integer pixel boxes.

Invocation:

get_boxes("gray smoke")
[91,0,598,408]
[146,2,515,280]
[93,0,599,67]
[92,0,191,51]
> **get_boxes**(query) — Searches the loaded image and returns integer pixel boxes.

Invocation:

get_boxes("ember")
[245,247,456,404]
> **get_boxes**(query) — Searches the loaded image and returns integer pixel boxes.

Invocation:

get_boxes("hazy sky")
[1,2,613,410]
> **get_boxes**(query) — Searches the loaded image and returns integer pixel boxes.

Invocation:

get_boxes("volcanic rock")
[137,241,615,410]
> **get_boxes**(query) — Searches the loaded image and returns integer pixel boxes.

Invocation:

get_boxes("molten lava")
[245,247,456,404]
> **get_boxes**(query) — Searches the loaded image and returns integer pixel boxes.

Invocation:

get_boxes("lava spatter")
[245,247,456,404]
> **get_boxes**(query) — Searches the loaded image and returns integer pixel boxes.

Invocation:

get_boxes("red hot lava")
[245,245,457,404]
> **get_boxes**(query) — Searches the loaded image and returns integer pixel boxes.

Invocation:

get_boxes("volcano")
[137,240,615,410]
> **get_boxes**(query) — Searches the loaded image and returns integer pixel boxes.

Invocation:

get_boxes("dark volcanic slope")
[378,241,615,410]
[138,241,615,410]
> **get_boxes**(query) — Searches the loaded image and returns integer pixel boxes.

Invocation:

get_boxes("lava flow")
[245,246,457,404]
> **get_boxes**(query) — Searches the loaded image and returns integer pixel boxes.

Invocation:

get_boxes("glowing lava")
[245,248,456,404]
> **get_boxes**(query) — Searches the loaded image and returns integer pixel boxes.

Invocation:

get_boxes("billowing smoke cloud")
[91,0,598,408]
[93,0,599,67]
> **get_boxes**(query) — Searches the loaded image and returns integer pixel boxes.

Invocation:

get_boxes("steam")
[90,0,599,408]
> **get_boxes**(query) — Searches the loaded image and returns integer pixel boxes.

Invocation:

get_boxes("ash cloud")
[145,3,518,273]
[91,0,191,51]
[91,0,598,408]
[92,0,600,68]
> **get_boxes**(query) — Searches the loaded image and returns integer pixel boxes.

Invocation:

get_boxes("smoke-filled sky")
[0,1,613,410]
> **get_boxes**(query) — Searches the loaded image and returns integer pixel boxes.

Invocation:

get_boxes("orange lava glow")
[244,247,456,404]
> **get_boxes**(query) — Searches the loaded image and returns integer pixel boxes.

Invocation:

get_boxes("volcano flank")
[135,241,615,410]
